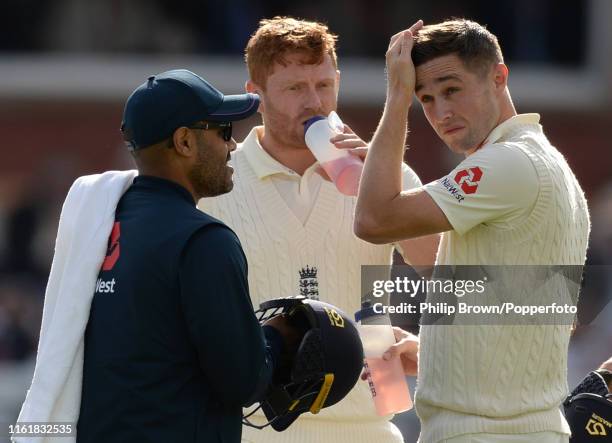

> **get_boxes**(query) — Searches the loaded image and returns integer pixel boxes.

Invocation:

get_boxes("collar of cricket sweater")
[483,113,541,145]
[240,126,319,180]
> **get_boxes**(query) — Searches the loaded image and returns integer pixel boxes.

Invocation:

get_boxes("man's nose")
[434,102,454,124]
[304,86,323,111]
[228,138,237,152]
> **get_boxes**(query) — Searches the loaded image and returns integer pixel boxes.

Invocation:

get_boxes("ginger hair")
[245,16,338,88]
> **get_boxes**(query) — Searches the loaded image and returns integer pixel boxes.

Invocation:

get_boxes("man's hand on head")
[385,20,424,100]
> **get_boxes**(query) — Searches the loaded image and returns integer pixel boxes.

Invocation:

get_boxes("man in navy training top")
[77,69,296,443]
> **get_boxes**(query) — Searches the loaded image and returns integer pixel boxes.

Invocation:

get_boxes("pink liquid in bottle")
[364,357,412,416]
[319,156,363,196]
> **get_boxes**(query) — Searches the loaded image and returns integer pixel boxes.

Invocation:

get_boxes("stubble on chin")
[223,169,235,193]
[446,132,482,155]
[266,122,308,150]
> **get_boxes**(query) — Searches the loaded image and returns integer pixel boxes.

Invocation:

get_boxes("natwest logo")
[454,167,483,194]
[102,222,121,271]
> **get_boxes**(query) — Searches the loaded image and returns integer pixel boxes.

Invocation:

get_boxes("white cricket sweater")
[418,114,591,442]
[199,127,422,443]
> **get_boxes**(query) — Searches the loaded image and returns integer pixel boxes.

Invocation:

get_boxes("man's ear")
[172,127,195,158]
[335,69,341,99]
[493,63,509,91]
[246,80,265,114]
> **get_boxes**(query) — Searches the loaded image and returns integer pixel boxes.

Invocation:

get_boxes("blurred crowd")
[3,0,585,64]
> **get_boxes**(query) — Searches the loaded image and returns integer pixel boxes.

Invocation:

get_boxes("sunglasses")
[188,121,232,142]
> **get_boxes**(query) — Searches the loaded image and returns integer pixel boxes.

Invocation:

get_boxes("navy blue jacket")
[77,176,281,443]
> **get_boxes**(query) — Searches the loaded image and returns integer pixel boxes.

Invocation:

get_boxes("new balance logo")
[586,413,611,436]
[454,167,483,194]
[586,418,607,436]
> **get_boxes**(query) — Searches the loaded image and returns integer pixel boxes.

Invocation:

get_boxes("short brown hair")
[245,16,338,88]
[412,19,503,75]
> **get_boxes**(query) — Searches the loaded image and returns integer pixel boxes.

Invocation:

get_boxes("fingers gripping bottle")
[304,111,363,196]
[355,301,413,416]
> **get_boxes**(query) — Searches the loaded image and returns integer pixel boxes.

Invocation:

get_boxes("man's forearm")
[355,23,449,243]
[356,95,411,225]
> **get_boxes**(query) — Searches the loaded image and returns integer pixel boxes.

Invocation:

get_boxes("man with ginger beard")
[199,16,439,443]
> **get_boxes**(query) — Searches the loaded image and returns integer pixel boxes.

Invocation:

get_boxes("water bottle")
[354,301,413,416]
[304,111,363,196]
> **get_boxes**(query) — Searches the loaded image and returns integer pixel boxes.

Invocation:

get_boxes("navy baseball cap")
[121,69,259,150]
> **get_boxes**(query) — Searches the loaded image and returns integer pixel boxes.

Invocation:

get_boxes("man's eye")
[445,88,459,96]
[288,85,301,91]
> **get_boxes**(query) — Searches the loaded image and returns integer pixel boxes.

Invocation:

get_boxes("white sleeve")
[401,162,423,191]
[423,144,539,235]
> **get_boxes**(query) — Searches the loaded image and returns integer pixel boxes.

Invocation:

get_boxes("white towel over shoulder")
[13,170,137,443]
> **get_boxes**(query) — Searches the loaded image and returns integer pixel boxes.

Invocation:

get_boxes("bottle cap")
[354,301,377,322]
[304,115,326,134]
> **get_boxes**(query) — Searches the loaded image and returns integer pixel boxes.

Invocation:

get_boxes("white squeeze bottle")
[354,301,413,416]
[304,111,363,196]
